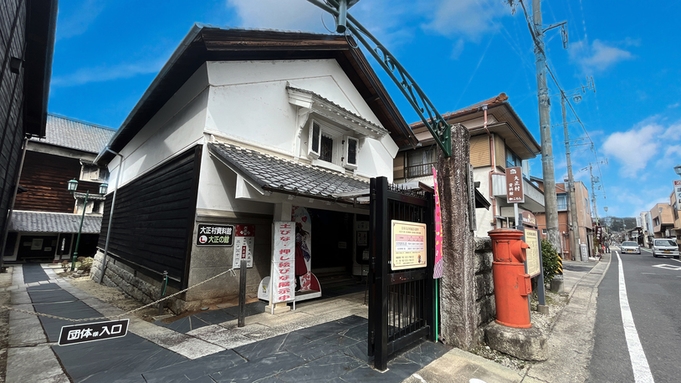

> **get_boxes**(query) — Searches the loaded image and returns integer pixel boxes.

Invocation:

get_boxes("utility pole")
[511,0,566,249]
[561,77,594,262]
[561,93,581,261]
[532,0,560,249]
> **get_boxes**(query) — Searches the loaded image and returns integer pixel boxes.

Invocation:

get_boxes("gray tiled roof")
[9,211,102,234]
[208,142,369,200]
[29,115,115,154]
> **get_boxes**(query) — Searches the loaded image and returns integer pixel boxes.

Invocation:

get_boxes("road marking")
[617,252,655,383]
[652,264,681,271]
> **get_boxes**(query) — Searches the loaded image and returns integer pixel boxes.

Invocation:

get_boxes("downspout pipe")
[98,147,124,284]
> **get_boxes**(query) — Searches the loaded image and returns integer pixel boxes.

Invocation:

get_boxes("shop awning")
[9,211,103,234]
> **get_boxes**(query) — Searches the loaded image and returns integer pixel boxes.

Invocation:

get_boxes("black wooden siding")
[0,0,27,250]
[98,147,201,284]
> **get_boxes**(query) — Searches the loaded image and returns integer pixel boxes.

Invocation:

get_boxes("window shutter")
[308,122,321,158]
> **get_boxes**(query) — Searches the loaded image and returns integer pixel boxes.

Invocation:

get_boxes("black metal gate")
[368,176,435,371]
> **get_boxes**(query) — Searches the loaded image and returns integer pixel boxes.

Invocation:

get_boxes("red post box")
[488,228,532,328]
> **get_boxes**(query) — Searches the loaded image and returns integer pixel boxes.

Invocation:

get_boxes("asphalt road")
[588,248,681,382]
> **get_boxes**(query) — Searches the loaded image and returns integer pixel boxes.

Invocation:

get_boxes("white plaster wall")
[196,144,273,214]
[110,64,210,190]
[473,167,495,236]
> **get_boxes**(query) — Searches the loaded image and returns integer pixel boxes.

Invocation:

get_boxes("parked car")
[651,238,680,258]
[620,241,640,254]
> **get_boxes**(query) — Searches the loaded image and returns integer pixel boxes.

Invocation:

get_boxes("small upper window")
[506,149,521,168]
[307,119,359,171]
[80,163,109,182]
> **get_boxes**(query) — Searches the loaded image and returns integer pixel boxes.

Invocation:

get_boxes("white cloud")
[602,122,662,175]
[51,56,167,87]
[56,0,106,40]
[603,118,681,178]
[569,39,634,74]
[225,0,417,48]
[421,0,508,40]
[225,0,327,32]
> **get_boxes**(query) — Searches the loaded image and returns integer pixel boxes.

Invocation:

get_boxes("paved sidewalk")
[3,254,609,382]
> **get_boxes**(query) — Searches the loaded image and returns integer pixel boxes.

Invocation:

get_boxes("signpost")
[506,166,525,228]
[58,319,129,346]
[674,180,681,209]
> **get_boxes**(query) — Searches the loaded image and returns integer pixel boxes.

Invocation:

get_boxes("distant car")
[651,238,680,258]
[620,241,640,254]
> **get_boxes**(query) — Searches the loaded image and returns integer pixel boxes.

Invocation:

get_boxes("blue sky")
[48,0,681,219]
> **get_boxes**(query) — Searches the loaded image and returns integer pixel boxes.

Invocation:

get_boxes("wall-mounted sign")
[505,166,525,204]
[521,211,537,228]
[391,220,427,271]
[232,225,255,268]
[196,224,234,246]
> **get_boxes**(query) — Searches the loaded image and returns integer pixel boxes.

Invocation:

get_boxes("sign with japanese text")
[271,221,295,303]
[523,228,541,277]
[232,225,255,268]
[58,319,129,346]
[391,220,427,271]
[196,224,234,246]
[674,180,681,207]
[505,166,525,204]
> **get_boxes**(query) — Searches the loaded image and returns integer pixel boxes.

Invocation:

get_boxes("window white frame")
[307,119,359,171]
[343,136,359,170]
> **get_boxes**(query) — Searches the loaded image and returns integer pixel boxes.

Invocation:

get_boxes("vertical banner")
[272,221,295,304]
[432,167,443,279]
[232,225,255,269]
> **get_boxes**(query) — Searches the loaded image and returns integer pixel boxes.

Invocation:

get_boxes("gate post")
[368,176,389,371]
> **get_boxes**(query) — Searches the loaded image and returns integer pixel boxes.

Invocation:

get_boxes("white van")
[651,238,680,258]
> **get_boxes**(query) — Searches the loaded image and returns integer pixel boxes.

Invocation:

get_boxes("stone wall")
[473,237,496,345]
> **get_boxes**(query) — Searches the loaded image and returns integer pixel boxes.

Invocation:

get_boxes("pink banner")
[433,167,443,279]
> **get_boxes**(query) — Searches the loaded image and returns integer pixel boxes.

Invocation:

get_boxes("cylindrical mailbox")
[488,228,532,328]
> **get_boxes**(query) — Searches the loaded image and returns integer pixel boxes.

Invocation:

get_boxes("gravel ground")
[63,272,160,321]
[469,289,569,372]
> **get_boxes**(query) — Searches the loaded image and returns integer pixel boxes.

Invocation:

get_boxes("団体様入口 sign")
[58,319,129,346]
[196,224,234,246]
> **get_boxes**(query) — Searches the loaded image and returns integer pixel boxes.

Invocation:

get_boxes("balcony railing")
[404,162,436,178]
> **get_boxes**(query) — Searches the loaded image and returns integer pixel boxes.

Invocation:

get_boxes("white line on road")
[617,252,655,383]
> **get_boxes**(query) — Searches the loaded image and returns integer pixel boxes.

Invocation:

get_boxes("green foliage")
[541,239,562,284]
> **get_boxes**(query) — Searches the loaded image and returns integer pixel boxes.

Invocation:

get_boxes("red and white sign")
[505,166,525,204]
[271,221,295,304]
[232,225,255,269]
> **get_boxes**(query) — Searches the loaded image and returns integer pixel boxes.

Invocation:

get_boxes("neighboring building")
[650,203,674,239]
[671,189,681,248]
[0,0,58,265]
[92,27,418,312]
[393,93,543,237]
[533,179,592,260]
[640,211,651,247]
[3,115,114,263]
